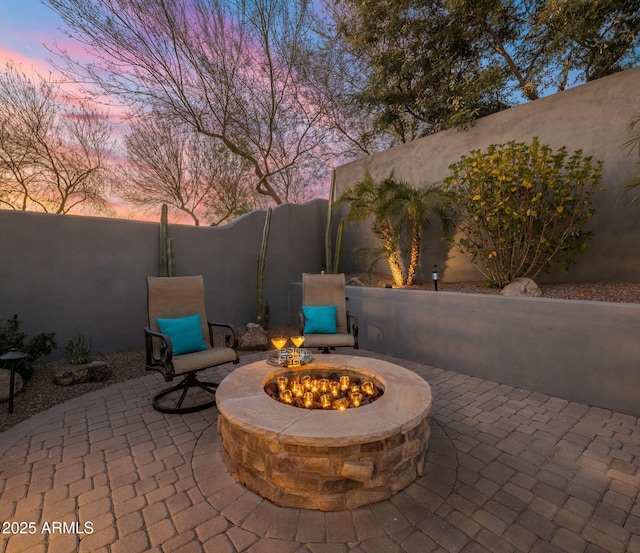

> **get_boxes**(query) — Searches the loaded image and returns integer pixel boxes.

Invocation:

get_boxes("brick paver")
[1,350,639,552]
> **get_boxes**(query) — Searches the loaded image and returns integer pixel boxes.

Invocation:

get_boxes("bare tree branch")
[0,63,114,214]
[118,112,258,225]
[44,0,339,205]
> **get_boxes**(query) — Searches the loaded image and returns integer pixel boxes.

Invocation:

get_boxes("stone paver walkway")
[1,350,639,553]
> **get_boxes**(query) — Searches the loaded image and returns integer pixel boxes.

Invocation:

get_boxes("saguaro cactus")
[160,203,176,277]
[325,170,344,273]
[256,208,272,325]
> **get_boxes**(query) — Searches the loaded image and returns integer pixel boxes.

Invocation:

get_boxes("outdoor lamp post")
[0,348,27,414]
[432,265,439,291]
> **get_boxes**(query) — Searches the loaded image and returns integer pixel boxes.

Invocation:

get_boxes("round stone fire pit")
[216,355,432,511]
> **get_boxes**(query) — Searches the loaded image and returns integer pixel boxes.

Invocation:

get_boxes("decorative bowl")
[266,347,313,367]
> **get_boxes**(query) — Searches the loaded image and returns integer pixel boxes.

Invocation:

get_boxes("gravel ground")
[350,273,640,303]
[2,281,639,433]
[407,280,640,303]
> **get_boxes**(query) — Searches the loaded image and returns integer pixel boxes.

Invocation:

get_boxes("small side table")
[0,349,27,414]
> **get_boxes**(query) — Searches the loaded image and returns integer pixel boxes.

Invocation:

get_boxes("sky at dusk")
[0,1,331,223]
[0,1,69,76]
[0,1,169,221]
[0,2,110,118]
[0,1,333,224]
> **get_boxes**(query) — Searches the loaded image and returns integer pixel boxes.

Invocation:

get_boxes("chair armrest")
[347,311,359,337]
[299,311,305,335]
[144,327,174,368]
[208,322,239,350]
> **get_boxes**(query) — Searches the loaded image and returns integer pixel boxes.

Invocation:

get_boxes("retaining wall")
[290,283,640,417]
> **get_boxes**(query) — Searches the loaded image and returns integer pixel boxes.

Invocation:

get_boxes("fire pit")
[216,355,432,511]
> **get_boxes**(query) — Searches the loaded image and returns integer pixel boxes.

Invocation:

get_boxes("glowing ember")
[264,368,384,410]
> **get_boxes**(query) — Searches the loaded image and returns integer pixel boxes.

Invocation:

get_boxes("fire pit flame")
[265,368,384,410]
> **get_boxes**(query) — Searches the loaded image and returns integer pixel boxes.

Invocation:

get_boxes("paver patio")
[1,349,639,553]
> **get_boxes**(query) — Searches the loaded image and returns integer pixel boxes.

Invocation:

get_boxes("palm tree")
[337,173,405,287]
[402,185,447,286]
[338,173,445,287]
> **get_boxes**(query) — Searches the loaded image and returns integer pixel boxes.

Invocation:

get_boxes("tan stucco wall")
[334,67,640,283]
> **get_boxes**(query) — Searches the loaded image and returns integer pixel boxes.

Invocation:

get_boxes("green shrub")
[444,137,603,287]
[0,315,57,381]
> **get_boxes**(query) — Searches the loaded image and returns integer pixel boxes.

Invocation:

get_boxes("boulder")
[501,277,542,297]
[54,361,112,386]
[238,323,269,351]
[0,369,24,403]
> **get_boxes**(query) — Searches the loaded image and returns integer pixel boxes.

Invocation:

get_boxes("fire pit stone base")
[218,412,430,510]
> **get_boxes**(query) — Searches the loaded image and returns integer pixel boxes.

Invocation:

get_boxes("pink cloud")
[0,45,54,76]
[0,43,129,132]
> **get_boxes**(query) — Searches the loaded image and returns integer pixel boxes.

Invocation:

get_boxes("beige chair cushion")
[172,346,238,375]
[302,333,355,348]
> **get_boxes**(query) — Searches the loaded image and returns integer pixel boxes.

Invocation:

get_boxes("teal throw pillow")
[302,305,337,334]
[157,314,207,355]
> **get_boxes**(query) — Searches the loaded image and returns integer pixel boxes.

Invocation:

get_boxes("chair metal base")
[318,347,336,354]
[152,373,218,414]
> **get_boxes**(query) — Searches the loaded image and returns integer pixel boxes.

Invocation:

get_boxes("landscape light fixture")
[432,265,439,291]
[0,348,27,414]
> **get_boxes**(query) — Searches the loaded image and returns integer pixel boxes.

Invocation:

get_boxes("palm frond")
[354,245,389,274]
[623,114,640,156]
[623,115,640,202]
[624,177,640,202]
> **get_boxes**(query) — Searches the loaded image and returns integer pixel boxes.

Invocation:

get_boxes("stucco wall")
[289,283,640,416]
[0,201,327,360]
[334,67,640,284]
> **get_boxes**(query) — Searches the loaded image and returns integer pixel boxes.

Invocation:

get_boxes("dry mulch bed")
[0,325,297,434]
[2,279,639,434]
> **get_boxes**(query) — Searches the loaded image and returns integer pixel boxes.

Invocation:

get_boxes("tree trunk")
[379,220,405,287]
[406,221,421,287]
[387,251,405,288]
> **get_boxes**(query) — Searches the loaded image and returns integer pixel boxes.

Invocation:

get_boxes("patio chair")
[144,275,239,413]
[299,272,359,353]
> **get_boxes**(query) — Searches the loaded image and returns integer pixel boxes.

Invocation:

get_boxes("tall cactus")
[256,208,272,325]
[160,203,176,277]
[167,237,176,277]
[333,219,345,273]
[325,170,344,273]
